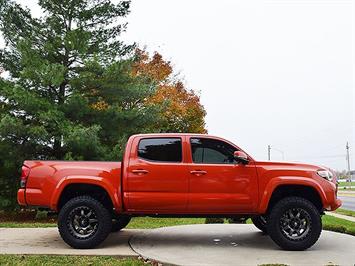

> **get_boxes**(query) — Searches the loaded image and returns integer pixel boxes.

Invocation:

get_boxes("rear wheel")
[251,215,268,233]
[267,196,322,251]
[111,215,131,232]
[58,196,112,249]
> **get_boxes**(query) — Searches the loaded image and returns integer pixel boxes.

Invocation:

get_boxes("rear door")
[126,136,188,212]
[187,137,258,213]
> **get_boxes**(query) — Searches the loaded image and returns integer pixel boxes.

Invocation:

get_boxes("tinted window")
[138,138,182,162]
[190,138,237,164]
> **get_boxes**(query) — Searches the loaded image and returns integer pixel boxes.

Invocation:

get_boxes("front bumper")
[327,198,342,211]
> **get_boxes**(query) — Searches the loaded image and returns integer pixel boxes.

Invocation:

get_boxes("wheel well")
[57,183,113,211]
[267,185,323,214]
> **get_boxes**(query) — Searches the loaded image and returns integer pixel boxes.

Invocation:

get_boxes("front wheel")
[267,196,322,251]
[58,196,112,249]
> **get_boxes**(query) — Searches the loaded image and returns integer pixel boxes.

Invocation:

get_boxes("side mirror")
[233,151,249,164]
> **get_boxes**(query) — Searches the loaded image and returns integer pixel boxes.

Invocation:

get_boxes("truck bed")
[18,160,122,210]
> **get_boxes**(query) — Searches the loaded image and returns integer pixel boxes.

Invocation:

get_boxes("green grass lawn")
[338,181,355,187]
[127,217,205,229]
[322,215,355,236]
[338,181,355,191]
[334,208,355,217]
[0,222,56,228]
[0,217,205,228]
[338,188,355,192]
[0,255,143,266]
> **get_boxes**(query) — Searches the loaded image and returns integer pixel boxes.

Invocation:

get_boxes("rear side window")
[138,138,182,162]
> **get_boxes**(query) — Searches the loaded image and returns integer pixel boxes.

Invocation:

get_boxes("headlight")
[317,170,333,181]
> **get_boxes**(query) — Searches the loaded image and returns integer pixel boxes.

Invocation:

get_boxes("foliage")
[133,49,207,133]
[0,0,206,210]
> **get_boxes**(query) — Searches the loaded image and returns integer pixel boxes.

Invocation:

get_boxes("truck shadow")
[129,229,279,251]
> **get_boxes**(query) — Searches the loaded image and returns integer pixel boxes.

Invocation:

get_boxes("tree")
[0,1,207,210]
[0,0,159,209]
[132,49,207,133]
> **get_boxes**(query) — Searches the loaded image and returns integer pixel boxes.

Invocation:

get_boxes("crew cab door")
[125,136,188,212]
[187,137,258,213]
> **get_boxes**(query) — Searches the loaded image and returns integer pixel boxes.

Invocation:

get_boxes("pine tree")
[0,0,159,209]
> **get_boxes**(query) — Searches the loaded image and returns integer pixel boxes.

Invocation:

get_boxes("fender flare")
[257,176,327,213]
[50,175,121,211]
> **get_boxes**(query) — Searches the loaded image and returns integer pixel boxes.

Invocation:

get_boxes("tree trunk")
[53,138,62,159]
[53,82,66,159]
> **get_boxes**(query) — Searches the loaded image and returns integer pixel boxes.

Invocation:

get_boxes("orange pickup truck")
[18,133,341,250]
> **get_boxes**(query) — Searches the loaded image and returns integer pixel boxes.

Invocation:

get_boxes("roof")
[132,133,210,137]
[130,133,235,141]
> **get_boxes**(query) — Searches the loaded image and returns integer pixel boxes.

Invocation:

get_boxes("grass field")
[338,187,355,191]
[0,217,206,228]
[338,181,355,187]
[322,215,355,236]
[0,255,143,266]
[127,217,205,229]
[338,181,355,191]
[335,208,355,218]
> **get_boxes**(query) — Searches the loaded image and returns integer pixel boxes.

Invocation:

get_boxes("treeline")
[0,0,206,210]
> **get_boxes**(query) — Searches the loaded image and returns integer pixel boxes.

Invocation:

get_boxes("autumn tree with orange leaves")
[132,49,207,133]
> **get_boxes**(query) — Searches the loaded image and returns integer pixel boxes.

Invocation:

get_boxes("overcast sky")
[2,0,355,171]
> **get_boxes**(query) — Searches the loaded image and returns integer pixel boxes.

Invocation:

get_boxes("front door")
[187,137,258,213]
[126,136,188,213]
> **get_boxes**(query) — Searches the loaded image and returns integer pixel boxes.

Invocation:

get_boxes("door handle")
[132,169,149,174]
[190,170,207,175]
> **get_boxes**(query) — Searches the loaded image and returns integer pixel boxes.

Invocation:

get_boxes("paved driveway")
[1,225,355,266]
[130,224,355,266]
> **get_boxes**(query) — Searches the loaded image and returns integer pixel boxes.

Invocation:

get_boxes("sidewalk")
[0,228,141,256]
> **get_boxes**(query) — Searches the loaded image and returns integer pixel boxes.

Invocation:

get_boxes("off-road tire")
[111,216,131,232]
[251,215,268,233]
[58,196,112,249]
[267,196,322,251]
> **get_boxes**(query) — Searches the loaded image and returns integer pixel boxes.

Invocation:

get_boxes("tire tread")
[58,195,112,249]
[267,196,322,251]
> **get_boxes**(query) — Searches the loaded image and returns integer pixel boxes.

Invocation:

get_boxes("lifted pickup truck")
[18,133,341,250]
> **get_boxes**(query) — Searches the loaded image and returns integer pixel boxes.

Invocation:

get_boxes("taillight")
[20,165,30,188]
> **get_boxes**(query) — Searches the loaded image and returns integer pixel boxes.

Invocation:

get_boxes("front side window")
[190,138,237,164]
[138,138,182,162]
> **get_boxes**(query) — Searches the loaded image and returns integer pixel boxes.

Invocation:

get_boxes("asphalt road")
[338,195,355,211]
